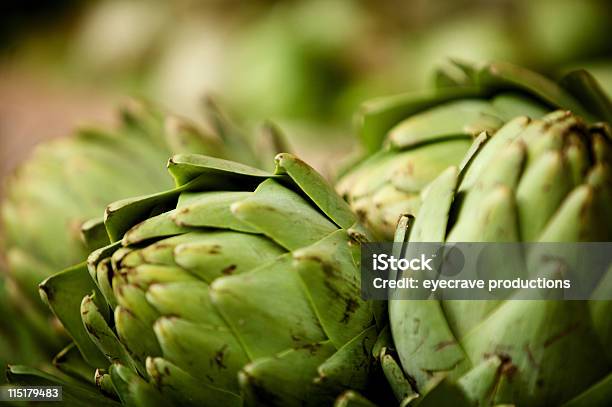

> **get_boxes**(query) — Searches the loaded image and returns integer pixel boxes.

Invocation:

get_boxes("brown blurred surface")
[0,65,349,199]
[0,66,117,197]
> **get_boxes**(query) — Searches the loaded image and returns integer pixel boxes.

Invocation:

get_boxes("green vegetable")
[10,153,385,406]
[337,60,612,239]
[0,99,276,365]
[387,109,612,406]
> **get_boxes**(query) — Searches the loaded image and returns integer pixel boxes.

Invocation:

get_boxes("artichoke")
[9,153,385,406]
[226,0,366,122]
[0,100,270,364]
[337,60,612,239]
[386,109,612,405]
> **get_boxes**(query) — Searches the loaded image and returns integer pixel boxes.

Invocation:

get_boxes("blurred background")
[2,0,612,186]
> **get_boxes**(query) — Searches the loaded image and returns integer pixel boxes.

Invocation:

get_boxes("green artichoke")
[9,153,385,406]
[226,0,366,122]
[0,100,268,364]
[337,60,612,239]
[386,110,612,406]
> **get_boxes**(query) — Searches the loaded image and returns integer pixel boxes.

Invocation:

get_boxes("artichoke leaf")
[39,263,108,367]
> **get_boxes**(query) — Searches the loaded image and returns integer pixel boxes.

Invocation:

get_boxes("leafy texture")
[0,100,281,367]
[388,110,612,406]
[10,154,385,406]
[337,60,611,239]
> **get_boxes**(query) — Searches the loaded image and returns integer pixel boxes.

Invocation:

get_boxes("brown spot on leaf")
[300,254,361,325]
[222,264,237,275]
[412,318,420,335]
[84,322,100,339]
[208,244,222,255]
[213,345,228,369]
[341,298,359,323]
[355,208,368,222]
[434,340,456,351]
[405,162,414,176]
[543,322,580,348]
[497,353,517,381]
[300,342,323,355]
[348,229,368,244]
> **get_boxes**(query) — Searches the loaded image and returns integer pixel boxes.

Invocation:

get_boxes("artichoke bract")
[387,110,612,406]
[337,60,612,239]
[0,100,269,363]
[14,153,384,406]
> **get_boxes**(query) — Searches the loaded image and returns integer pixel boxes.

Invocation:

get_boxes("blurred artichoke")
[385,109,612,405]
[519,0,612,68]
[9,153,385,406]
[0,100,270,364]
[337,60,612,239]
[226,0,366,122]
